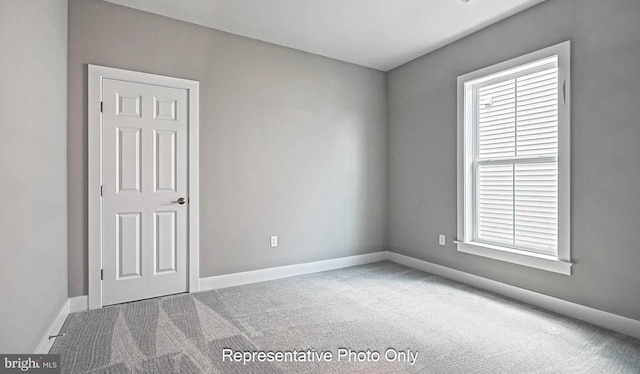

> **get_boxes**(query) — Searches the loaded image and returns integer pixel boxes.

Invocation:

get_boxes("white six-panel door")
[102,79,189,306]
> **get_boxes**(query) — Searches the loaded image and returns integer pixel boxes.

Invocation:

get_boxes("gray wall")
[0,0,69,352]
[68,0,388,297]
[388,0,640,320]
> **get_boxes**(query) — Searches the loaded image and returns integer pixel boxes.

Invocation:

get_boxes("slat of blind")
[518,98,557,111]
[480,125,516,135]
[517,107,557,119]
[518,125,557,137]
[479,79,514,95]
[517,67,557,81]
[518,116,557,127]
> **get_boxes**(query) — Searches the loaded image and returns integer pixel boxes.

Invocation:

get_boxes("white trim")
[69,296,89,313]
[199,252,387,291]
[88,65,200,309]
[456,41,571,272]
[38,253,385,352]
[386,251,640,340]
[52,251,640,341]
[456,241,572,275]
[556,41,571,264]
[35,300,69,354]
[187,82,201,293]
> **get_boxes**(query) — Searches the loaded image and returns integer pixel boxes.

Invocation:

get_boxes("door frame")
[88,65,200,309]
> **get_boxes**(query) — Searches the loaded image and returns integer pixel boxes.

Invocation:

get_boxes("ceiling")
[103,0,545,71]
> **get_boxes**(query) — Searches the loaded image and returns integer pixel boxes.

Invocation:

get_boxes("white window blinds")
[474,56,559,256]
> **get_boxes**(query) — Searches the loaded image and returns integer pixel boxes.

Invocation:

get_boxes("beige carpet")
[51,261,640,373]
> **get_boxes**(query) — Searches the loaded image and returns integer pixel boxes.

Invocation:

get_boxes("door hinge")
[100,269,103,281]
[100,101,103,113]
[100,185,103,196]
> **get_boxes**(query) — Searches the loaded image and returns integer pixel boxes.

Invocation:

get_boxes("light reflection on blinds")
[475,56,558,255]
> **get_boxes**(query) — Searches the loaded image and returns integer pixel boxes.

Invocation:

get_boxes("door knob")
[174,197,186,205]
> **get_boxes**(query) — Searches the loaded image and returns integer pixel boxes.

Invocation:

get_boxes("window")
[456,41,571,275]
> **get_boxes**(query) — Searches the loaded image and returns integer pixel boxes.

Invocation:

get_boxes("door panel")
[102,79,188,306]
[155,210,177,274]
[154,130,177,192]
[117,212,142,279]
[117,127,142,193]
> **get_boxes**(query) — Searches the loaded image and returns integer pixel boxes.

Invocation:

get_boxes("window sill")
[455,241,572,275]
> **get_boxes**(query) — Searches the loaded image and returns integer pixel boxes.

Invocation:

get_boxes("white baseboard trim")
[53,250,639,344]
[199,251,387,291]
[35,299,69,354]
[386,251,640,340]
[69,296,89,313]
[64,253,388,316]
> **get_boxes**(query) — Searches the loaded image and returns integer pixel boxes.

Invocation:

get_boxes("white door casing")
[89,65,199,309]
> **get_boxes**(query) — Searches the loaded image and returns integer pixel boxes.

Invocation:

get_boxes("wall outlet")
[439,234,446,246]
[270,235,278,247]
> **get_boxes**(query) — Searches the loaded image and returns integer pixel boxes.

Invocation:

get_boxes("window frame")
[456,41,572,275]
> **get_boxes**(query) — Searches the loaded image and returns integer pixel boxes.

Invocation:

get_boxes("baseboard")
[199,251,387,291]
[385,251,640,340]
[69,296,88,313]
[46,250,639,349]
[34,299,69,354]
[62,253,387,315]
